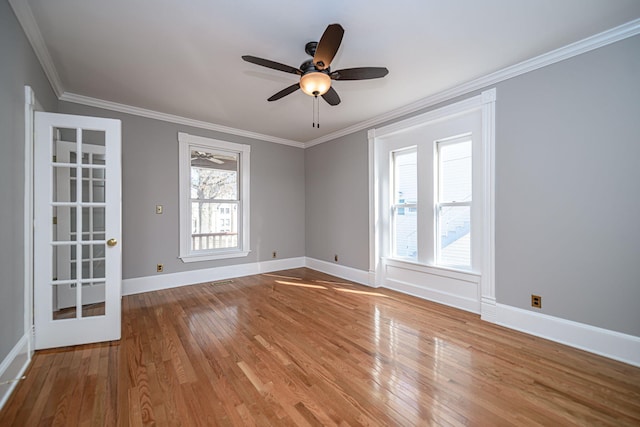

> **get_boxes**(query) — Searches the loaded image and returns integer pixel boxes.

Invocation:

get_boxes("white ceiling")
[19,0,640,144]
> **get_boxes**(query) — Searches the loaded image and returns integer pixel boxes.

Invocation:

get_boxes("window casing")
[371,89,496,314]
[178,132,250,262]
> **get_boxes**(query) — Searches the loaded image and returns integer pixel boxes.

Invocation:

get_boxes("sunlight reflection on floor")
[275,280,328,290]
[313,280,357,287]
[263,273,303,281]
[335,288,390,298]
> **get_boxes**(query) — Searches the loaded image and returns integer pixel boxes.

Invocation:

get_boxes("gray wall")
[0,1,57,361]
[57,102,306,280]
[305,130,370,270]
[495,35,640,336]
[305,35,640,337]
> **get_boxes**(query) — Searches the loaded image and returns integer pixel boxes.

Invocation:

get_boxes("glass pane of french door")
[51,127,107,320]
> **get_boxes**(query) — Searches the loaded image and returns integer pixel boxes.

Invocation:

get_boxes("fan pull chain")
[312,95,320,128]
[312,95,316,128]
[312,95,321,128]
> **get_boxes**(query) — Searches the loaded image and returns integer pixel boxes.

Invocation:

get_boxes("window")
[436,137,472,268]
[391,147,417,260]
[178,132,250,262]
[371,89,495,314]
[389,137,473,269]
[374,102,484,274]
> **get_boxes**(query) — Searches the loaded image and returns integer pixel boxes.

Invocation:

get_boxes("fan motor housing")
[304,41,318,56]
[300,59,329,76]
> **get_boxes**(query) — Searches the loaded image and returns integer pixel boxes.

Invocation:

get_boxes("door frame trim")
[24,85,41,357]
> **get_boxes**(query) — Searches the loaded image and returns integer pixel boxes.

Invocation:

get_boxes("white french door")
[34,112,122,349]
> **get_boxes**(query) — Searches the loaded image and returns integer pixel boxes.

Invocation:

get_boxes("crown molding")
[11,1,639,150]
[9,0,64,98]
[304,18,640,148]
[59,92,305,148]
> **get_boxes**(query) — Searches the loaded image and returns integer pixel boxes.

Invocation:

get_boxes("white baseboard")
[0,334,31,411]
[481,297,497,323]
[495,304,640,368]
[304,257,373,287]
[122,257,306,295]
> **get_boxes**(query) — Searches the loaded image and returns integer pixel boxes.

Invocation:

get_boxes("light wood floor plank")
[1,268,639,426]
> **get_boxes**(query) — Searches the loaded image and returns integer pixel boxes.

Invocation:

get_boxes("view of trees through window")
[190,150,238,250]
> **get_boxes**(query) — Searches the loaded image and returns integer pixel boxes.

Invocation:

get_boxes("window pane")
[191,150,238,200]
[438,206,470,267]
[191,202,238,250]
[392,148,417,259]
[393,149,417,204]
[393,207,417,259]
[440,140,472,202]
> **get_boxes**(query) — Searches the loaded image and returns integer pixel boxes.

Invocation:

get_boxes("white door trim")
[23,85,42,356]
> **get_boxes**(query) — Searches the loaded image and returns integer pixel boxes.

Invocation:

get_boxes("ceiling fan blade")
[191,154,224,164]
[314,24,344,70]
[268,83,301,101]
[242,55,302,75]
[330,67,389,80]
[321,86,341,106]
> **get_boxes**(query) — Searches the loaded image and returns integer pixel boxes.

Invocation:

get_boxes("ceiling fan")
[191,151,236,165]
[242,24,389,106]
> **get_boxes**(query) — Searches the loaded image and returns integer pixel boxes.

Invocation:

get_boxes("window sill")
[180,250,250,263]
[384,257,480,283]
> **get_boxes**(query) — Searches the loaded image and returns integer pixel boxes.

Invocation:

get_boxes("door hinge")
[52,216,57,225]
[52,155,56,162]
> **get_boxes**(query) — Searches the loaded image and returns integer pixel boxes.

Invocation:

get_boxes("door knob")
[107,238,118,247]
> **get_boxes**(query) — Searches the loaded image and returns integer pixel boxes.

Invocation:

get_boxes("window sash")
[391,147,418,260]
[435,138,472,269]
[189,200,240,252]
[189,149,242,254]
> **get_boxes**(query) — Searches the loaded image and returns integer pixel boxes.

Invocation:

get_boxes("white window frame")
[178,132,250,262]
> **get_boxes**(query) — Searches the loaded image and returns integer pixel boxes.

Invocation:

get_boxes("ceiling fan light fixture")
[300,72,331,97]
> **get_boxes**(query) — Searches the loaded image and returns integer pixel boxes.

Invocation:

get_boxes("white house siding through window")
[436,137,472,268]
[392,147,418,259]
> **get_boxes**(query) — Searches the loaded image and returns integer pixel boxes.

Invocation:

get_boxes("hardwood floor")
[2,268,639,426]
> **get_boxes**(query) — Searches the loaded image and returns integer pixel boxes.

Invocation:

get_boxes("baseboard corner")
[0,334,31,411]
[304,257,371,287]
